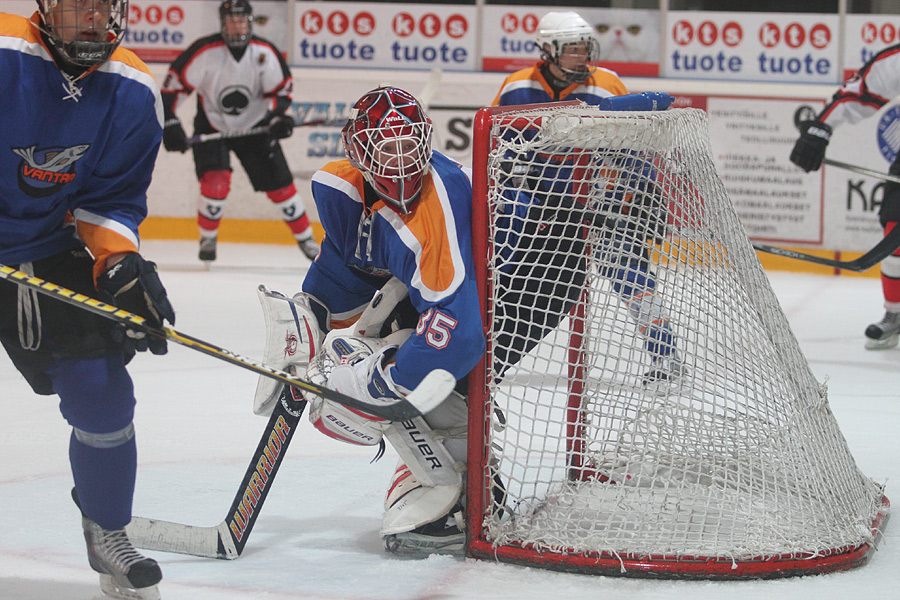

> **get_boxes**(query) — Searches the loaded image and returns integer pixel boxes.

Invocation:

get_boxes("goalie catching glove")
[306,328,411,445]
[97,253,175,355]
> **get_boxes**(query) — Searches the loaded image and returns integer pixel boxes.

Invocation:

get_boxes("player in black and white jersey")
[160,0,319,263]
[790,43,900,349]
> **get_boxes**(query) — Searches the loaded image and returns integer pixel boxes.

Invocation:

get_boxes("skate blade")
[383,532,465,557]
[99,574,161,600]
[642,375,691,397]
[865,334,899,350]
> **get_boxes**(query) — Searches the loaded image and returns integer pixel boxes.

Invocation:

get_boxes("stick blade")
[405,369,457,415]
[127,517,239,560]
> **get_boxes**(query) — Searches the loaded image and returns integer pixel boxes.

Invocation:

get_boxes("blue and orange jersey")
[0,12,162,278]
[491,62,628,107]
[303,152,485,390]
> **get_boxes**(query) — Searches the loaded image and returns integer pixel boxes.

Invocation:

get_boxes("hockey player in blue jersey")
[0,2,174,598]
[492,11,686,390]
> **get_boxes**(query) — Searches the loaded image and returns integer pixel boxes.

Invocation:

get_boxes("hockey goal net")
[466,102,889,578]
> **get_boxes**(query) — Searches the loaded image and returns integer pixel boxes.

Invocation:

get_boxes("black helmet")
[36,0,130,68]
[219,0,253,49]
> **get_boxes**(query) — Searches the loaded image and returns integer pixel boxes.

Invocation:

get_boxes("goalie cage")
[465,102,889,579]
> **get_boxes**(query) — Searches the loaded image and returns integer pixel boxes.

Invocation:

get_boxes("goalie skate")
[383,503,466,557]
[865,311,900,349]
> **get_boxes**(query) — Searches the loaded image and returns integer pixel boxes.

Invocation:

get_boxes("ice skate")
[298,237,320,261]
[865,311,900,349]
[383,504,465,557]
[643,352,689,396]
[198,236,217,263]
[76,490,162,599]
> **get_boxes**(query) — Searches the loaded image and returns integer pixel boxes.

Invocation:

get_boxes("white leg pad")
[381,460,462,536]
[253,286,324,416]
[380,392,467,535]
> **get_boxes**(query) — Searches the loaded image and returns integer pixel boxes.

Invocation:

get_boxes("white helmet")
[535,11,599,84]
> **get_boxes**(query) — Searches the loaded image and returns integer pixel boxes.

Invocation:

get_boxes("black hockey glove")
[790,120,832,172]
[97,253,176,355]
[265,112,294,140]
[163,119,189,153]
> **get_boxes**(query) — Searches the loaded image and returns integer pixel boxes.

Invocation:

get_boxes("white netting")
[476,105,886,566]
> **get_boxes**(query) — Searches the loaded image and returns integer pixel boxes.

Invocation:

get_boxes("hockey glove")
[265,112,294,140]
[97,253,176,355]
[163,119,189,153]
[328,344,406,410]
[790,120,832,172]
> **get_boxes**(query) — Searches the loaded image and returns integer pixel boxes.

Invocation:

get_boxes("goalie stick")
[751,221,900,272]
[0,264,455,420]
[127,385,304,559]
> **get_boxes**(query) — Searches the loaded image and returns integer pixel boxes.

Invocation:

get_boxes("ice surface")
[1,240,896,600]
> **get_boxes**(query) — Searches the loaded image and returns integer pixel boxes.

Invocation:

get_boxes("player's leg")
[381,391,468,556]
[233,137,319,260]
[0,250,161,599]
[598,236,686,391]
[867,221,900,349]
[492,194,589,377]
[193,140,232,262]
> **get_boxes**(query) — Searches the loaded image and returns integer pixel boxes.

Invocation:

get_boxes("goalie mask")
[36,0,129,68]
[535,11,599,85]
[219,0,252,50]
[341,87,434,214]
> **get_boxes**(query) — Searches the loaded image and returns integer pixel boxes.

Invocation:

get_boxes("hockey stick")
[751,221,900,271]
[823,158,900,185]
[0,264,454,420]
[418,67,442,111]
[187,118,331,145]
[127,385,304,559]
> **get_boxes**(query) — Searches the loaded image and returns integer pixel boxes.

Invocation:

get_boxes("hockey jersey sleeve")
[820,44,900,129]
[159,35,211,119]
[75,56,163,280]
[258,37,293,113]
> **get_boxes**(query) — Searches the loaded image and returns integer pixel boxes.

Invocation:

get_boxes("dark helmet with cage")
[341,87,434,214]
[535,11,599,84]
[35,0,129,68]
[219,0,253,50]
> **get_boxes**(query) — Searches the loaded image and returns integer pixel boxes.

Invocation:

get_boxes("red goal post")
[465,102,889,578]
